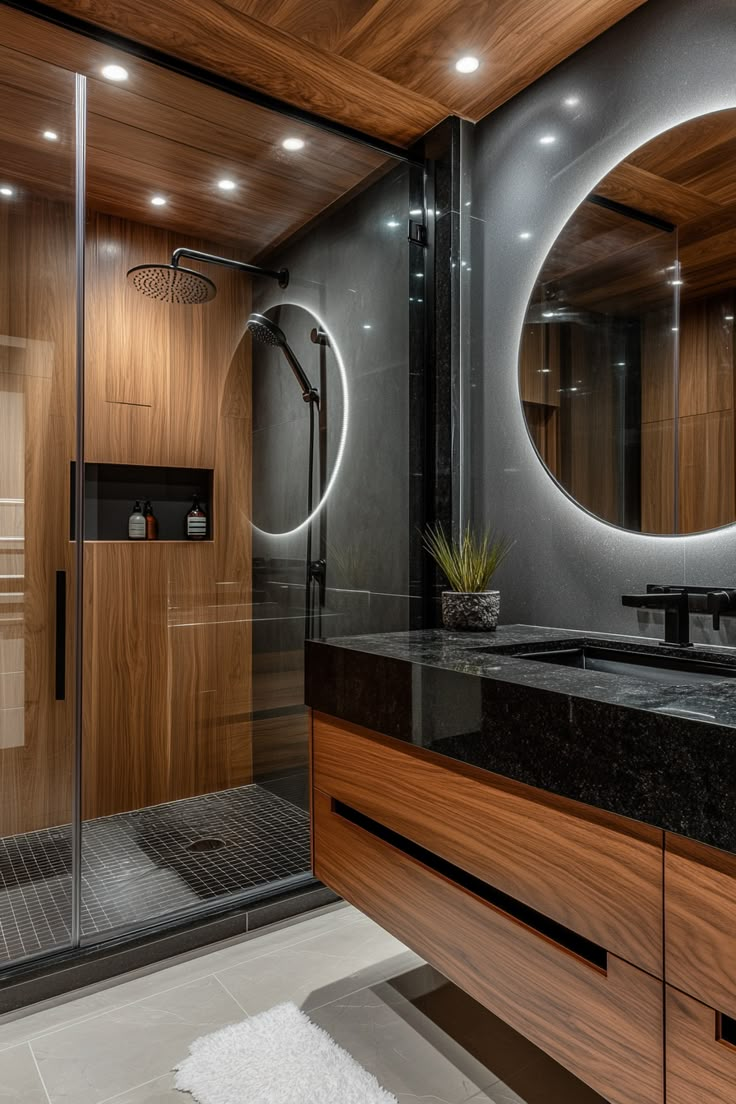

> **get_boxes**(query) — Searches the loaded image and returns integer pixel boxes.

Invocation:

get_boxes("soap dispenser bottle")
[128,500,146,540]
[144,500,158,541]
[186,490,207,540]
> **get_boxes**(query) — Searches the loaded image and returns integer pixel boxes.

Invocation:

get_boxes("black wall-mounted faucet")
[621,584,736,646]
[621,586,692,646]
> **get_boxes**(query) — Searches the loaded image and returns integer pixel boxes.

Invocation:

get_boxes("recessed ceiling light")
[363,323,372,330]
[282,137,305,151]
[387,219,400,228]
[726,315,734,321]
[217,179,236,191]
[101,64,128,82]
[539,134,557,145]
[563,96,580,107]
[409,208,423,216]
[150,195,167,206]
[455,56,480,74]
[0,186,14,197]
[519,231,532,240]
[42,130,59,142]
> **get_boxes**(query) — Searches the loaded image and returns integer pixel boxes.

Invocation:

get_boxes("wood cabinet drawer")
[312,713,663,976]
[666,835,736,1013]
[313,789,663,1104]
[667,987,736,1104]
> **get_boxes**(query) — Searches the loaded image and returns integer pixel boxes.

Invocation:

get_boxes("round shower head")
[126,263,217,304]
[246,313,287,347]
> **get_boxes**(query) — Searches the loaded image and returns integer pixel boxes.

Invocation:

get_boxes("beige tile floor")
[0,903,605,1104]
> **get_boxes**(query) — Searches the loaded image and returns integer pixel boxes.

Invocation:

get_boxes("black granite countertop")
[305,626,736,853]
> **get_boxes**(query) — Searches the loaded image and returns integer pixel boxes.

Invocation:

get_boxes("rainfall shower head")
[247,313,319,405]
[126,248,289,305]
[126,263,217,304]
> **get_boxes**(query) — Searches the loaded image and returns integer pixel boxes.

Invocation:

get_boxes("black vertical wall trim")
[409,117,464,626]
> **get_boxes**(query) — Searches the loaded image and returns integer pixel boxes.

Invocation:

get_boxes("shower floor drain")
[187,838,228,853]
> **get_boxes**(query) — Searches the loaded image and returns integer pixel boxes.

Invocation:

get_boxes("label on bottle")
[129,516,146,539]
[187,517,207,537]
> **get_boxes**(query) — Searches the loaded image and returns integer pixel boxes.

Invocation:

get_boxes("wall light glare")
[217,179,236,191]
[519,231,532,240]
[150,195,167,206]
[282,137,305,151]
[539,134,557,145]
[563,96,580,107]
[42,130,59,141]
[250,306,348,540]
[101,64,128,81]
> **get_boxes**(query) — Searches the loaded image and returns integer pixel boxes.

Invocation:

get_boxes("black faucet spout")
[621,588,692,646]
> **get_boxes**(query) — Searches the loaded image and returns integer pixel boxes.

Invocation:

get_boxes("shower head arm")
[171,247,289,289]
[282,343,320,405]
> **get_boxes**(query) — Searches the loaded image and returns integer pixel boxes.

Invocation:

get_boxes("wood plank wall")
[82,213,253,819]
[0,198,77,836]
[0,198,254,833]
[642,294,735,534]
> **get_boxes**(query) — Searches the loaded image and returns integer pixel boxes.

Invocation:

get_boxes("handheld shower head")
[246,314,287,348]
[247,313,318,405]
[126,263,217,304]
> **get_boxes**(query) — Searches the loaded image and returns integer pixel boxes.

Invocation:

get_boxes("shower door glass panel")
[0,49,79,967]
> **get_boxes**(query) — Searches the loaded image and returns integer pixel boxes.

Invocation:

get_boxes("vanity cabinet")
[311,712,665,1104]
[664,836,736,1103]
[666,987,736,1104]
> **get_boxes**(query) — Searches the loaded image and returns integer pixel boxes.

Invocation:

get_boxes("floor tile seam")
[0,909,359,1050]
[27,1039,53,1103]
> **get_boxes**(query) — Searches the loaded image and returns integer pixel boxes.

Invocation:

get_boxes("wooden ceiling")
[0,6,391,254]
[23,0,648,147]
[539,110,736,316]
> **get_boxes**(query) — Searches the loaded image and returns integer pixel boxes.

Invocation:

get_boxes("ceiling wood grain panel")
[32,0,649,145]
[0,9,394,254]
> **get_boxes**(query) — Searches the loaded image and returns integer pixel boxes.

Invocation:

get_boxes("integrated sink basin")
[485,642,736,687]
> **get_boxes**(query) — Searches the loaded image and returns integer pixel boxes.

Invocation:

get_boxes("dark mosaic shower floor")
[0,783,311,967]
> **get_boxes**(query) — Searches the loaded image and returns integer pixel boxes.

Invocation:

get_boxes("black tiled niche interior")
[71,463,213,541]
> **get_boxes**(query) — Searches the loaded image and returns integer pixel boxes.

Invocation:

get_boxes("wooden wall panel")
[0,197,76,837]
[641,420,675,534]
[82,214,253,819]
[679,410,735,533]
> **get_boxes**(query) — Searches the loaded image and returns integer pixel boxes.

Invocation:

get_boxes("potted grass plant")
[424,523,513,631]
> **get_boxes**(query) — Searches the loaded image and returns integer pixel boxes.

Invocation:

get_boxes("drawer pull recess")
[332,799,608,971]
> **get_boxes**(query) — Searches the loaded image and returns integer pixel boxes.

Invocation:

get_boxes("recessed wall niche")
[71,462,213,541]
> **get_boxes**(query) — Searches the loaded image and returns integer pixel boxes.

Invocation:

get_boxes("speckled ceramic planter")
[441,590,500,632]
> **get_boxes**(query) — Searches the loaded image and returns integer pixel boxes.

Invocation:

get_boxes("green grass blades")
[423,523,513,592]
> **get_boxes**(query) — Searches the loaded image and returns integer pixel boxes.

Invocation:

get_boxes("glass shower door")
[0,50,79,966]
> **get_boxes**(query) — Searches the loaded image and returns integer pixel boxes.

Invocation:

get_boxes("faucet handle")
[706,589,736,630]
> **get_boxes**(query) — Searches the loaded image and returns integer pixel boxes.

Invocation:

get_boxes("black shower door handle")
[55,569,66,701]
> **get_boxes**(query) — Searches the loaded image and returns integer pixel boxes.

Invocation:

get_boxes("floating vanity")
[306,627,736,1104]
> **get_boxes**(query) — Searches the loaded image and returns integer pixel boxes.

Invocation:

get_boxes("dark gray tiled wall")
[469,0,736,642]
[252,164,417,639]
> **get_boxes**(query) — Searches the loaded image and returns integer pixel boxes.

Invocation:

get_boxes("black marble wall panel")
[469,0,736,643]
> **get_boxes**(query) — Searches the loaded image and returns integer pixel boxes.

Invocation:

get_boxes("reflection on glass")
[0,50,77,966]
[520,108,736,536]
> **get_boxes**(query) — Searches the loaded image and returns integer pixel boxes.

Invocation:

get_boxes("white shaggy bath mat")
[174,1001,398,1104]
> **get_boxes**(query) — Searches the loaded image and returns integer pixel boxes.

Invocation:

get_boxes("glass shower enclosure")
[0,4,414,974]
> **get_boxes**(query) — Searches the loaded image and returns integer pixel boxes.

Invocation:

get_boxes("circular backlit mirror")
[520,109,736,536]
